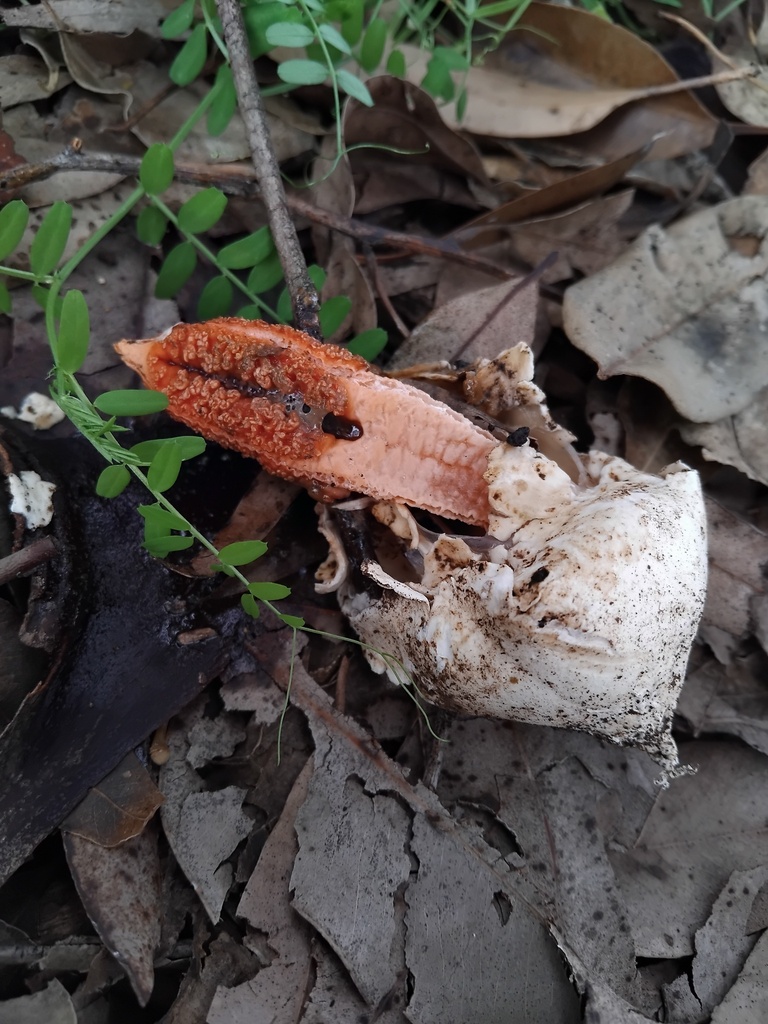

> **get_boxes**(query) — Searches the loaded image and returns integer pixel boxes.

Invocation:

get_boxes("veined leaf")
[218,539,268,565]
[147,443,183,492]
[94,390,169,416]
[178,187,227,234]
[0,200,29,262]
[140,144,174,195]
[96,464,131,498]
[56,289,90,373]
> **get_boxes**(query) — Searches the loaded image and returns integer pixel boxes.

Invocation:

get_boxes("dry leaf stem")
[216,0,322,338]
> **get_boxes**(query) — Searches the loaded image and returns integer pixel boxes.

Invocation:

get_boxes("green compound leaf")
[317,23,351,54]
[94,389,169,416]
[336,69,373,106]
[279,612,305,628]
[144,535,194,557]
[29,202,72,277]
[161,0,196,38]
[241,592,260,618]
[265,21,314,47]
[319,294,352,337]
[277,58,328,86]
[247,581,291,601]
[0,200,30,262]
[360,17,387,72]
[347,327,388,361]
[56,288,90,373]
[96,464,131,498]
[218,227,274,269]
[155,241,197,298]
[169,22,208,86]
[138,503,189,532]
[140,143,175,195]
[197,275,233,320]
[208,66,237,136]
[147,442,183,492]
[130,436,206,463]
[136,206,168,246]
[178,187,227,234]
[247,250,284,293]
[0,280,11,315]
[218,539,268,565]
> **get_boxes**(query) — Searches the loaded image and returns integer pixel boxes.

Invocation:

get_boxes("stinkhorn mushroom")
[116,318,708,772]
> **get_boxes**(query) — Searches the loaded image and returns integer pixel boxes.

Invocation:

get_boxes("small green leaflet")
[155,242,197,298]
[178,188,227,234]
[0,200,29,262]
[94,390,169,416]
[280,613,305,628]
[145,535,194,557]
[147,443,183,492]
[136,206,168,246]
[197,275,234,319]
[56,289,90,373]
[130,436,206,463]
[247,251,284,293]
[360,18,387,72]
[208,66,237,136]
[336,69,373,106]
[218,540,268,565]
[96,464,131,498]
[138,503,189,532]
[317,23,351,54]
[247,581,291,600]
[29,202,72,277]
[319,295,352,337]
[162,0,195,38]
[265,21,314,47]
[218,227,274,270]
[241,593,260,618]
[277,58,327,86]
[348,327,387,361]
[169,22,208,86]
[140,144,174,195]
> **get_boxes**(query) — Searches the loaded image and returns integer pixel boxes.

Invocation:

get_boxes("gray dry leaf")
[247,634,581,1024]
[63,825,162,1006]
[563,196,768,423]
[680,385,768,487]
[159,711,251,923]
[678,652,768,757]
[610,741,768,959]
[208,760,315,1024]
[2,0,170,35]
[0,979,75,1024]
[710,930,768,1024]
[0,54,72,108]
[698,500,768,663]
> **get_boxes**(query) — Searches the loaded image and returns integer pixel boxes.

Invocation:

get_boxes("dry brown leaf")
[392,3,716,160]
[503,190,635,281]
[0,55,72,108]
[60,751,163,847]
[563,196,768,423]
[345,76,489,186]
[0,979,76,1023]
[713,12,768,128]
[63,824,162,1006]
[388,274,538,366]
[455,148,643,249]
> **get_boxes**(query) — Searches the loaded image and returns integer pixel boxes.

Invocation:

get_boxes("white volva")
[320,345,708,775]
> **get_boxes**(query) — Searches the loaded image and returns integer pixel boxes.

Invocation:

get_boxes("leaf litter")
[5,3,768,1022]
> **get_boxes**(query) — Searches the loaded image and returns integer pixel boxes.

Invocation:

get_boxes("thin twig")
[216,0,321,338]
[363,244,410,338]
[0,147,516,283]
[0,537,57,586]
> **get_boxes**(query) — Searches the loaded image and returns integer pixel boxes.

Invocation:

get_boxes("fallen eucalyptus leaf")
[563,196,768,423]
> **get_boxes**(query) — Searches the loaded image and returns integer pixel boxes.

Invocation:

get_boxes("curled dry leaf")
[563,196,768,423]
[117,319,707,769]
